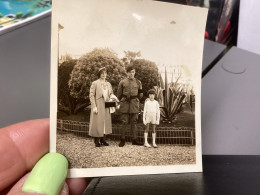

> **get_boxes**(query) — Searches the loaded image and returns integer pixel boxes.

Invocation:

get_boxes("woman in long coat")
[89,67,116,147]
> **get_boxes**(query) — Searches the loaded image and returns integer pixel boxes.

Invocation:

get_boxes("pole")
[58,29,59,66]
[57,23,64,66]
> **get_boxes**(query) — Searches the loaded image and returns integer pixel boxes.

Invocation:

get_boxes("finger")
[9,153,68,195]
[9,174,69,195]
[66,178,88,195]
[9,178,88,195]
[0,119,49,191]
[7,173,31,195]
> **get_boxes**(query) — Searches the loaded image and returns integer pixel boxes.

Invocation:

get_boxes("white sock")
[144,133,151,147]
[144,133,148,144]
[152,133,157,147]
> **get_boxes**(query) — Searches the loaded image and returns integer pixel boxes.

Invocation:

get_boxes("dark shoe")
[119,139,125,147]
[100,137,109,146]
[95,142,101,147]
[94,137,101,147]
[132,139,143,146]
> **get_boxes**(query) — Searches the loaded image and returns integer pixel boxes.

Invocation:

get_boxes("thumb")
[8,153,68,195]
[8,174,69,195]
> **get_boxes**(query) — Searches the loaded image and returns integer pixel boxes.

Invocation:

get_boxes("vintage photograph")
[50,0,208,177]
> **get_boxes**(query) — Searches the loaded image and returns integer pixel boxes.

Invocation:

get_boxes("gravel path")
[57,133,196,169]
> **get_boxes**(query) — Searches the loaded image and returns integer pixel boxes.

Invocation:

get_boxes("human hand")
[93,107,98,114]
[116,103,120,110]
[110,94,119,102]
[156,121,160,125]
[0,119,87,194]
[120,97,126,102]
[143,120,147,126]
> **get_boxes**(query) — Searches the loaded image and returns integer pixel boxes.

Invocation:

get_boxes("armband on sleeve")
[138,89,143,94]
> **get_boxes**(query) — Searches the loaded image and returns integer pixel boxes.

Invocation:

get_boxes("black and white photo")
[50,0,208,177]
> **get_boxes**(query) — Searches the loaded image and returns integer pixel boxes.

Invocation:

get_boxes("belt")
[122,95,138,100]
[130,96,138,99]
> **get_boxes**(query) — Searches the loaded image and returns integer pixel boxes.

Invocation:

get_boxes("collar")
[127,77,135,81]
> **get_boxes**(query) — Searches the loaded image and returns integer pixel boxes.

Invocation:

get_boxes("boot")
[132,139,143,146]
[100,136,109,146]
[119,139,125,147]
[152,133,158,148]
[131,123,142,146]
[94,137,101,147]
[144,133,151,148]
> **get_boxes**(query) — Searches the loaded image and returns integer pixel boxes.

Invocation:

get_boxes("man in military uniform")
[117,65,143,147]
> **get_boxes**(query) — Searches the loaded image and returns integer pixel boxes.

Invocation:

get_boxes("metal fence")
[57,119,195,145]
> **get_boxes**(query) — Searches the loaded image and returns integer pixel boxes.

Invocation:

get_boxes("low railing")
[57,119,195,145]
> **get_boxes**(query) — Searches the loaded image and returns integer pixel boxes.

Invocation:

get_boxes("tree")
[58,59,80,115]
[20,11,36,19]
[34,0,52,8]
[131,59,159,100]
[69,48,125,105]
[15,12,23,19]
[122,51,141,65]
[63,54,72,61]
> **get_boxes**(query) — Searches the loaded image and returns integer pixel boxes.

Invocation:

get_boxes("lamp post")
[58,23,64,65]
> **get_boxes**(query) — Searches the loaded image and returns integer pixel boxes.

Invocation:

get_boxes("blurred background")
[158,0,240,48]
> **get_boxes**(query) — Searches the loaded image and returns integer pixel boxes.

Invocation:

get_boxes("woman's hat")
[97,67,106,77]
[147,89,156,95]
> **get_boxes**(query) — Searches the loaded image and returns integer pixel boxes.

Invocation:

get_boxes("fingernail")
[22,153,68,195]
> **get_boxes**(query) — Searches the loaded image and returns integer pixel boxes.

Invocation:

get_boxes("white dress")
[143,99,160,124]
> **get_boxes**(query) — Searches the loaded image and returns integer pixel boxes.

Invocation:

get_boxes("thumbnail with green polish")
[22,153,68,195]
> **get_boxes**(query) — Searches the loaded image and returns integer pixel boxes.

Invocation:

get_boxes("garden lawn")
[57,133,196,169]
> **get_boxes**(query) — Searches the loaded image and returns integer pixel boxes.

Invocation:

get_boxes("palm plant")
[155,67,186,123]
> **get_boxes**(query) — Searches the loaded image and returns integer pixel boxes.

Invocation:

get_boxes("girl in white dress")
[143,89,160,148]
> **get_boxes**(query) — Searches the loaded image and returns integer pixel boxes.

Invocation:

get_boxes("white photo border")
[50,0,207,178]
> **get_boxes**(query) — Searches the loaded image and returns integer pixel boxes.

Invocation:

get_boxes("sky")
[52,0,207,85]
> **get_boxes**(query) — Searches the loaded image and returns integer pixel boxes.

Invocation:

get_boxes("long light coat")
[89,79,113,137]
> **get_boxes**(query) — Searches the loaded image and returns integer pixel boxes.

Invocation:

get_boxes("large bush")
[58,59,86,115]
[69,48,125,104]
[131,59,159,100]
